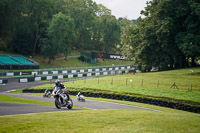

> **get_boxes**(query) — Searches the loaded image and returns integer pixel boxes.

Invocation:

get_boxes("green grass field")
[0,97,200,133]
[0,95,54,106]
[0,94,85,109]
[0,94,54,106]
[1,50,200,132]
[1,91,200,132]
[29,68,200,106]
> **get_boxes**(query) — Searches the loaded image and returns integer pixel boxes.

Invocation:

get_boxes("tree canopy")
[0,0,120,62]
[123,0,200,71]
[0,0,199,69]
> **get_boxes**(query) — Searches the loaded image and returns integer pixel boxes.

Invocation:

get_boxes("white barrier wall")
[78,74,83,77]
[95,73,100,76]
[88,69,92,72]
[20,79,28,83]
[80,70,84,73]
[35,77,41,81]
[58,75,63,79]
[52,71,58,74]
[7,73,14,76]
[87,73,92,77]
[71,70,76,73]
[47,76,52,80]
[103,72,108,75]
[43,71,48,75]
[17,65,136,83]
[68,74,73,78]
[32,72,38,75]
[62,71,68,74]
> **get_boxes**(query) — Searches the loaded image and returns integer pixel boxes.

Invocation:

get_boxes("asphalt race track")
[0,78,159,116]
[0,102,83,116]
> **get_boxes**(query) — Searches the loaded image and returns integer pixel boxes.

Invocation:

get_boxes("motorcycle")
[53,88,73,109]
[43,89,51,98]
[76,93,85,102]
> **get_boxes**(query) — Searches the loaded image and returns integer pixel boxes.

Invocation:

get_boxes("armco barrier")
[0,79,8,84]
[2,65,135,77]
[19,67,135,83]
[22,89,200,114]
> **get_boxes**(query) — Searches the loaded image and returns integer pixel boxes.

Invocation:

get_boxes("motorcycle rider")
[52,80,70,100]
[77,92,81,97]
[77,92,81,100]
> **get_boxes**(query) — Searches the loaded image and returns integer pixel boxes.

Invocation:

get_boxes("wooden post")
[188,83,192,92]
[157,80,159,88]
[111,78,113,85]
[141,79,143,87]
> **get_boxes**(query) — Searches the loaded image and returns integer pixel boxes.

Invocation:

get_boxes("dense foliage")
[0,0,121,62]
[0,0,199,70]
[123,0,200,71]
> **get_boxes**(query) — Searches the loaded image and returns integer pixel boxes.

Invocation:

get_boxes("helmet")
[55,80,60,87]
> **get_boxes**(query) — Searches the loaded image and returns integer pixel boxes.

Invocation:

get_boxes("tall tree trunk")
[33,23,39,57]
[48,58,51,64]
[191,57,196,67]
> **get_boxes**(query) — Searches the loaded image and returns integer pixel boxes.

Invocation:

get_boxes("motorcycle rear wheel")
[67,98,73,109]
[81,99,85,102]
[48,94,51,98]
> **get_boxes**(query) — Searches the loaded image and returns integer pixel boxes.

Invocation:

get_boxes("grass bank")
[0,94,84,109]
[0,108,199,133]
[0,94,53,106]
[29,68,200,106]
[1,91,200,132]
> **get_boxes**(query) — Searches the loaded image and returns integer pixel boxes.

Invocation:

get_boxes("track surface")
[0,79,158,116]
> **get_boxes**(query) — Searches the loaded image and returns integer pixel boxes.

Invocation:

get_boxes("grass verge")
[0,94,53,106]
[0,108,199,133]
[28,68,200,107]
[0,94,84,109]
[1,91,200,133]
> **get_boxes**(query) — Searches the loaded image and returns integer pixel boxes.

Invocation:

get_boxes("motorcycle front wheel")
[81,99,85,102]
[55,98,61,109]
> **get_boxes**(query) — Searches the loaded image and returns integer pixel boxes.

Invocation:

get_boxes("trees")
[129,0,200,71]
[119,18,136,60]
[175,0,200,66]
[1,0,122,61]
[64,0,98,50]
[0,0,54,55]
[41,12,75,63]
[99,15,120,53]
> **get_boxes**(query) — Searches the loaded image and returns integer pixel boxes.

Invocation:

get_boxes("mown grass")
[0,108,199,133]
[29,68,200,105]
[0,94,85,109]
[0,94,54,106]
[1,91,200,133]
